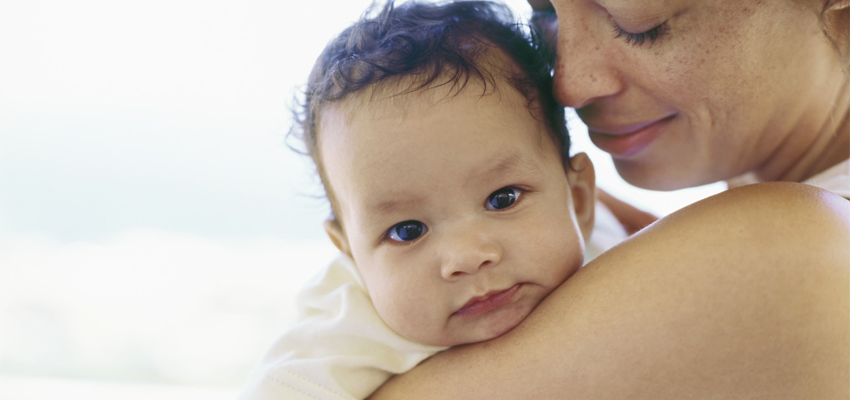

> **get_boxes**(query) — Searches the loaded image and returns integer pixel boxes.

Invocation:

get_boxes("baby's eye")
[386,220,426,242]
[485,187,522,210]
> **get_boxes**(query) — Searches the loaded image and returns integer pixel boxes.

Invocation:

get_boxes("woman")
[371,0,849,397]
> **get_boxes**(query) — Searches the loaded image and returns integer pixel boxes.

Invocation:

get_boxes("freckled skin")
[540,0,849,189]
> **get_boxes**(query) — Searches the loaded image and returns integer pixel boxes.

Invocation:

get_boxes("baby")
[239,1,626,399]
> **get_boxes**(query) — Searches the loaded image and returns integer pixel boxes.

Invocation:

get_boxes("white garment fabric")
[239,200,628,400]
[803,159,850,199]
[237,255,446,400]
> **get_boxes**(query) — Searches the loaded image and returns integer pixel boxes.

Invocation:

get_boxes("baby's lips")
[454,284,521,317]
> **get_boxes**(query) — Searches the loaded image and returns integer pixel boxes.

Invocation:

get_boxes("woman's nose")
[551,16,624,108]
[439,225,502,280]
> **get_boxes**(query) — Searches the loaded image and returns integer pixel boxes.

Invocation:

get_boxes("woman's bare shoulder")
[654,181,849,234]
[370,183,849,400]
[614,181,849,270]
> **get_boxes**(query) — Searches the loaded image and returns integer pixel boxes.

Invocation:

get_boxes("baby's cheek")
[361,259,446,343]
[539,222,584,281]
[371,282,430,340]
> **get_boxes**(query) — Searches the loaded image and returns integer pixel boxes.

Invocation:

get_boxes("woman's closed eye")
[485,187,523,210]
[612,20,668,47]
[385,220,427,243]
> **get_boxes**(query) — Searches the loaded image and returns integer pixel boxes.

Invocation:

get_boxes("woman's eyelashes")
[386,220,426,242]
[612,20,668,47]
[485,187,523,210]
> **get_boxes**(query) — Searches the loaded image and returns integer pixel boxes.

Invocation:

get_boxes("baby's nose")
[439,225,501,280]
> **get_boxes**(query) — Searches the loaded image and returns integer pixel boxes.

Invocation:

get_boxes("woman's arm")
[370,183,850,399]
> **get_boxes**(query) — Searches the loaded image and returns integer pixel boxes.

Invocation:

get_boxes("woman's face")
[533,0,847,189]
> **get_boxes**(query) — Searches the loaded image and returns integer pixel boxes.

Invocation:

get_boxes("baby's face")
[319,79,594,346]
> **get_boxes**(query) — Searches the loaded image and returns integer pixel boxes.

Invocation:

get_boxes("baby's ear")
[566,152,596,242]
[324,219,352,257]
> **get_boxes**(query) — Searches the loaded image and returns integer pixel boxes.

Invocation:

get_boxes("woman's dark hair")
[290,0,567,220]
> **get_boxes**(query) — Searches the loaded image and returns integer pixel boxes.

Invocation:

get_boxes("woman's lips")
[588,115,676,157]
[454,284,521,318]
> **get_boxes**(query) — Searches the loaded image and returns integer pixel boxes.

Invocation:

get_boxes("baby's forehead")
[317,81,560,186]
[325,71,529,128]
[318,72,562,189]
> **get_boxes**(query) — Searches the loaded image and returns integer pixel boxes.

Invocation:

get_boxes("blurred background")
[0,0,723,398]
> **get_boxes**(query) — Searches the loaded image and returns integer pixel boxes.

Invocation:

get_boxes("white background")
[0,0,723,397]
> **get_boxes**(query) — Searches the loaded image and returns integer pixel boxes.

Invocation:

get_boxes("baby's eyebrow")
[366,197,426,217]
[359,153,540,231]
[359,197,426,237]
[465,153,539,187]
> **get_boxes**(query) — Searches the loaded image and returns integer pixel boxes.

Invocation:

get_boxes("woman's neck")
[768,77,850,183]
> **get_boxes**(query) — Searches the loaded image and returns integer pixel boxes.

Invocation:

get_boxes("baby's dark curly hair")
[290,0,566,222]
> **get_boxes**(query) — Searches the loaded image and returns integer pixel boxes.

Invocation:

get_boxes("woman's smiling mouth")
[454,284,521,318]
[588,114,677,157]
